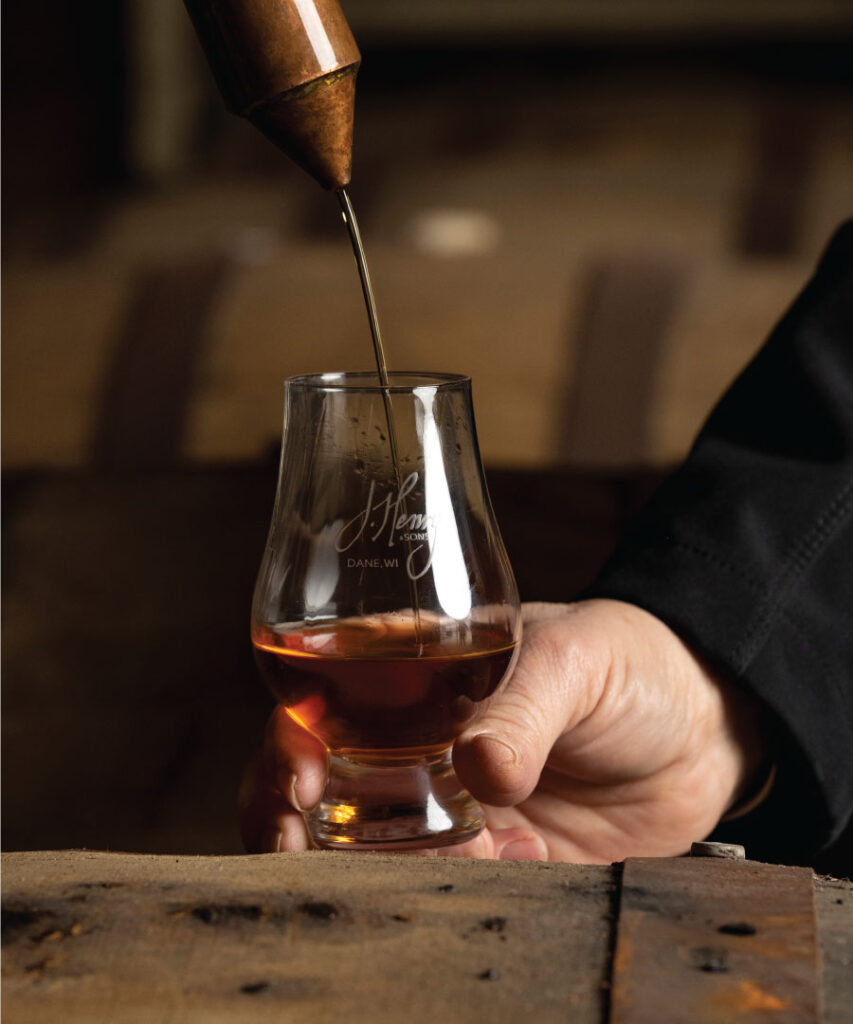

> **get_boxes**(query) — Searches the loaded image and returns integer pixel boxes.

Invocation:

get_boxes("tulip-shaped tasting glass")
[251,372,521,850]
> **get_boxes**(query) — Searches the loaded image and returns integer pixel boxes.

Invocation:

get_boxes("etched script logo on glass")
[335,471,436,577]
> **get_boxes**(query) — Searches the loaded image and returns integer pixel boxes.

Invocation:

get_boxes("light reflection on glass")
[414,386,472,621]
[303,520,342,613]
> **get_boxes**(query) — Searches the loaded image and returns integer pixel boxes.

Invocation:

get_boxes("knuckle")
[522,616,608,725]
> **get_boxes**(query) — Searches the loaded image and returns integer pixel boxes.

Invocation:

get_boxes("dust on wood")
[3,851,849,1024]
[1,850,616,1024]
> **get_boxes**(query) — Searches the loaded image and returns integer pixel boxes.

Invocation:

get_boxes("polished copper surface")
[183,0,360,188]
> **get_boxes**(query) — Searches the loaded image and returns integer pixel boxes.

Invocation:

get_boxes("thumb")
[453,608,603,806]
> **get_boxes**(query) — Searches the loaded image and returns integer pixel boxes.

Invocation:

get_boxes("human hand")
[239,600,765,862]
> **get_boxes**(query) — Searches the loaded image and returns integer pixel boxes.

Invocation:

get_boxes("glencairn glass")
[251,372,520,849]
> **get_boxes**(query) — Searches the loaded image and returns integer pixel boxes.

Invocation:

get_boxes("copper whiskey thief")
[183,0,360,188]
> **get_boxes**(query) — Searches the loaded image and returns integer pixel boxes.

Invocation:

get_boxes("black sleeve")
[582,221,853,865]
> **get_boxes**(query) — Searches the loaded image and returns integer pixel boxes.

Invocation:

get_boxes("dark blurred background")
[3,1,852,870]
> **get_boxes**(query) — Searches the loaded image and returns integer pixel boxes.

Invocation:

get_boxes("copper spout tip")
[250,66,358,190]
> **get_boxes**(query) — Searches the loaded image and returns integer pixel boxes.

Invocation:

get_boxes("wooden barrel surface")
[2,851,851,1023]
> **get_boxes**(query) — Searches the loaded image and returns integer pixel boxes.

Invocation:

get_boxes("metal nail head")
[690,841,746,860]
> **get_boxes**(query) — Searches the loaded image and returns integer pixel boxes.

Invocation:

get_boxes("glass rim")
[285,371,471,394]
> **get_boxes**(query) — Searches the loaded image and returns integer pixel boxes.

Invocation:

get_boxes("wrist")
[716,675,775,819]
[721,759,776,821]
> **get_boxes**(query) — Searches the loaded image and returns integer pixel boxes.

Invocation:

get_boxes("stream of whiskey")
[336,188,390,387]
[336,188,423,644]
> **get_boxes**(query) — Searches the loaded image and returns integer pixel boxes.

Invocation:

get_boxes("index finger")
[262,704,328,812]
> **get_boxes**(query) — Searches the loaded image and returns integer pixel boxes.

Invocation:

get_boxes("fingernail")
[470,733,520,768]
[287,774,304,813]
[500,836,546,861]
[260,828,282,853]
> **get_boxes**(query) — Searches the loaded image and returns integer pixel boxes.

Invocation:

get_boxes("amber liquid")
[253,617,517,759]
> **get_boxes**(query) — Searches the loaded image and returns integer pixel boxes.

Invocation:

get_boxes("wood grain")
[1,850,616,1024]
[3,852,850,1023]
[611,858,821,1024]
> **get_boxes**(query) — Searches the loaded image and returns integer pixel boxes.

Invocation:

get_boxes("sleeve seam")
[733,479,853,671]
[666,539,765,593]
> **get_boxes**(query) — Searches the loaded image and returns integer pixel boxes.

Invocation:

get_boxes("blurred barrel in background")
[3,0,853,869]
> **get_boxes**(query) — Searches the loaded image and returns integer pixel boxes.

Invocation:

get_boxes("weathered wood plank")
[3,852,851,1022]
[1,851,616,1024]
[611,857,821,1024]
[816,874,853,1024]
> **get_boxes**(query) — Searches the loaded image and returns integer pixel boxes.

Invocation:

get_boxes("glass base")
[306,749,485,851]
